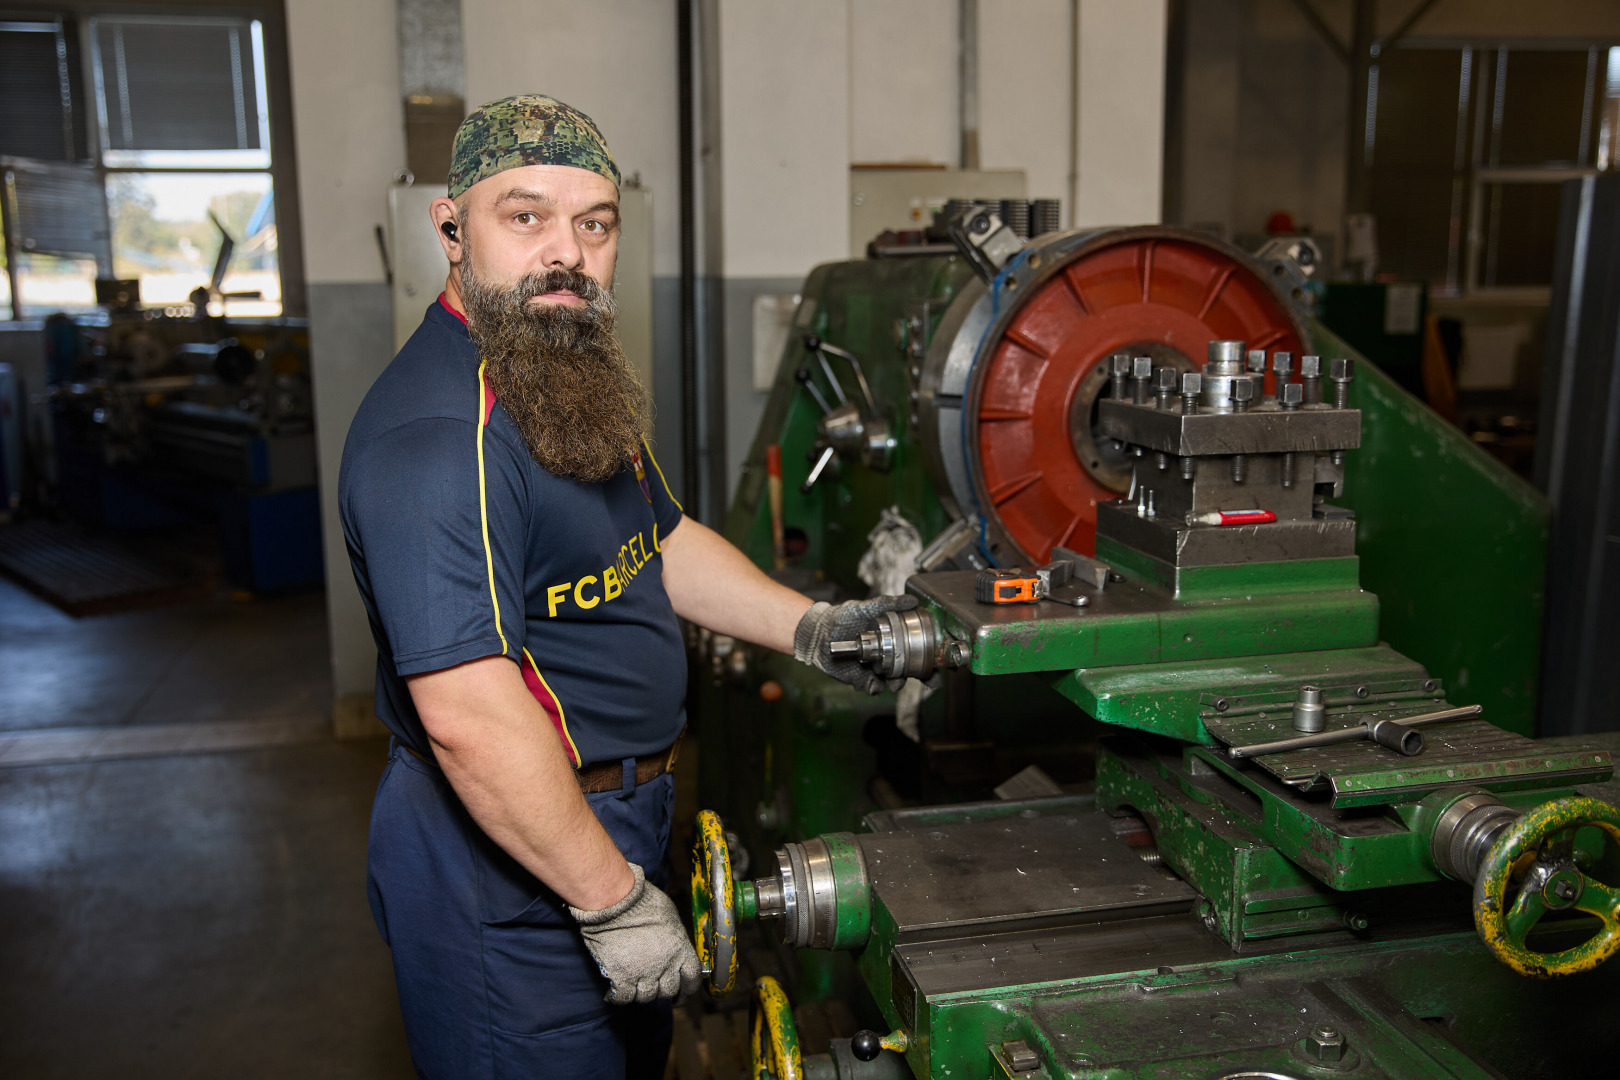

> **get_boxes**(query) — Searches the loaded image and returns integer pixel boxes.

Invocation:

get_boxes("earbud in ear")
[441,221,458,241]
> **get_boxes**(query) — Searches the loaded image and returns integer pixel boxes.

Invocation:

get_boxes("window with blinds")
[90,16,269,168]
[0,18,87,162]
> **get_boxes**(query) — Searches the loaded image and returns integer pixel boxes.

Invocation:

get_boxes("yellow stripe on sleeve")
[641,441,684,513]
[475,362,509,658]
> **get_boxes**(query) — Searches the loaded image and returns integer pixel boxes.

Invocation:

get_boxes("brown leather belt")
[404,733,681,794]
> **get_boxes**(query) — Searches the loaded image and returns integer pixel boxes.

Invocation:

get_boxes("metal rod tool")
[1226,704,1483,760]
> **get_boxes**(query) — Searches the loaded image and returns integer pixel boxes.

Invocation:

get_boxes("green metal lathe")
[688,213,1617,1080]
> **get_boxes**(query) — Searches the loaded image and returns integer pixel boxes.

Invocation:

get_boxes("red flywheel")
[965,228,1308,563]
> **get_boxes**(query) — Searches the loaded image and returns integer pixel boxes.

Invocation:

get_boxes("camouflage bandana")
[448,95,620,200]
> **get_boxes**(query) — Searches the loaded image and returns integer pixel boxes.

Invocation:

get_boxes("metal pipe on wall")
[677,0,699,511]
[959,0,980,170]
[1068,0,1079,228]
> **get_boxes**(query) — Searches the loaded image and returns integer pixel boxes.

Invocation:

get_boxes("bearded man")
[339,95,914,1079]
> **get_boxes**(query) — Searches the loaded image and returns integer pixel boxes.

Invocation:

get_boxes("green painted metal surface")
[1052,644,1432,744]
[930,587,1381,679]
[822,831,874,950]
[723,257,979,591]
[875,928,1620,1079]
[1096,539,1362,599]
[1319,323,1549,736]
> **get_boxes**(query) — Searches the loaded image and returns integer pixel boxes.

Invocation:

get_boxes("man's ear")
[429,197,462,262]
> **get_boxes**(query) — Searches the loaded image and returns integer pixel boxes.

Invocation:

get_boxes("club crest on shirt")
[630,448,652,503]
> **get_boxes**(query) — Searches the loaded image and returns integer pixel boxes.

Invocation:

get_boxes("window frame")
[1373,38,1614,302]
[87,13,271,170]
[3,8,292,320]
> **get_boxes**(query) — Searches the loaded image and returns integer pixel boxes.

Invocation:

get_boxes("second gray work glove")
[794,594,919,695]
[569,863,701,1005]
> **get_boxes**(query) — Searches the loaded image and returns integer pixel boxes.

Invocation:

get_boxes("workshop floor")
[0,577,412,1078]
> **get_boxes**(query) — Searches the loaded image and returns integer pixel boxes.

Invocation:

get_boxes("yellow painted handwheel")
[751,975,803,1080]
[1474,796,1620,978]
[690,809,738,995]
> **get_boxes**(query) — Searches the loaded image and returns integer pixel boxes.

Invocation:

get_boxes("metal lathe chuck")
[828,608,969,683]
[751,833,872,951]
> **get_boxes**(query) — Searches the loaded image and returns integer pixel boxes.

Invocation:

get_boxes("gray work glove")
[794,595,919,695]
[569,863,701,1005]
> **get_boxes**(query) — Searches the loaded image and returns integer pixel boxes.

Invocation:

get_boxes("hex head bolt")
[1131,356,1154,404]
[1179,372,1202,480]
[1272,351,1294,401]
[1151,367,1179,469]
[1180,371,1202,415]
[1278,382,1302,487]
[1328,357,1355,463]
[1305,1026,1347,1063]
[1300,355,1323,405]
[1109,353,1131,400]
[1229,378,1253,483]
[1247,349,1268,375]
[1153,366,1178,409]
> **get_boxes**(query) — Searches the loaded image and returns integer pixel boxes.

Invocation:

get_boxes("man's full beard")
[461,251,650,484]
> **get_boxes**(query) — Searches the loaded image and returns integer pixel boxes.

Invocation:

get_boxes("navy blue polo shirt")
[339,297,687,766]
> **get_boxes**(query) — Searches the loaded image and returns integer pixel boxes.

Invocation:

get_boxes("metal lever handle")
[800,445,837,493]
[1227,704,1482,760]
[795,367,833,415]
[807,335,878,415]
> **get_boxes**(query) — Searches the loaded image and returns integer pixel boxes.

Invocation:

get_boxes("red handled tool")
[1185,508,1277,527]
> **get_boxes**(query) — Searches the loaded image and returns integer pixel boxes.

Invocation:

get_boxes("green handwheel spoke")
[1505,886,1547,942]
[1573,878,1620,924]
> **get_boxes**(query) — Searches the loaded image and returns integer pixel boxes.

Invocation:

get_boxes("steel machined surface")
[861,812,1196,942]
[1429,790,1521,883]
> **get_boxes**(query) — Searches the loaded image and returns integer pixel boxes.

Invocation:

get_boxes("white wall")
[461,0,684,278]
[848,0,1169,224]
[849,1,958,166]
[717,0,852,278]
[285,0,406,283]
[980,0,1074,205]
[285,0,406,723]
[1074,0,1167,227]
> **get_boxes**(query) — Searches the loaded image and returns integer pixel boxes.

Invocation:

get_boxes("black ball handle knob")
[803,334,822,351]
[850,1030,883,1062]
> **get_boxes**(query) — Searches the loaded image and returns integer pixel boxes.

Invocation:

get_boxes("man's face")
[436,163,620,306]
[431,163,646,485]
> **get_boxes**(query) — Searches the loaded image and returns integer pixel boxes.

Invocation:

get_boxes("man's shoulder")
[349,308,484,444]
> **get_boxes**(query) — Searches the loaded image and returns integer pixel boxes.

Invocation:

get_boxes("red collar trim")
[438,292,468,325]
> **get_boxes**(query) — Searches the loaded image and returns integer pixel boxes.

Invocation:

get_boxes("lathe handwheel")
[1474,796,1620,978]
[690,809,738,995]
[751,975,803,1080]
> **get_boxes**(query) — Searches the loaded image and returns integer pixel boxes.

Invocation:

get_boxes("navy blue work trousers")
[367,742,676,1079]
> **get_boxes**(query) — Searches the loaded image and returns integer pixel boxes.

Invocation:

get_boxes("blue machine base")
[218,487,324,593]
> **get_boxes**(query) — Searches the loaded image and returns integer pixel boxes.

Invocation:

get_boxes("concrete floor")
[0,577,412,1077]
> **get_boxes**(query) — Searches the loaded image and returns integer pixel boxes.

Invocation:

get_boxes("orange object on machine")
[974,569,1044,604]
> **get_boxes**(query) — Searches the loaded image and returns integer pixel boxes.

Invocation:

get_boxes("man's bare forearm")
[659,515,813,654]
[407,655,635,911]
